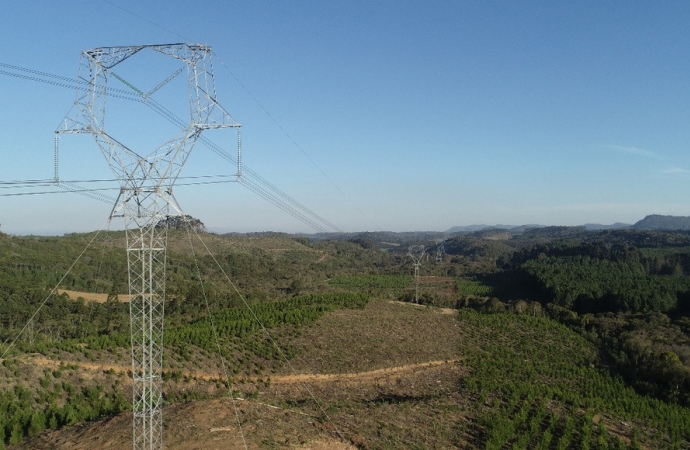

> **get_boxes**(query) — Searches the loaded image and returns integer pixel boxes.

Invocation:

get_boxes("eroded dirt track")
[22,354,458,385]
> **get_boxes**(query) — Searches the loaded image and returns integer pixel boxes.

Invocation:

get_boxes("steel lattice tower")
[435,241,444,263]
[57,43,241,450]
[408,245,425,303]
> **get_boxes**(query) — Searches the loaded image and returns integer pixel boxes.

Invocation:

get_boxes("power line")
[0,188,112,198]
[102,0,189,42]
[0,61,343,233]
[213,52,378,231]
[0,176,238,206]
[0,223,109,360]
[0,65,144,103]
[0,174,236,187]
[4,51,366,231]
[136,96,342,233]
[186,220,348,445]
[100,66,344,233]
[181,218,249,450]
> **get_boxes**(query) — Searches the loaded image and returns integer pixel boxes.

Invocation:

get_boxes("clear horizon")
[0,215,674,237]
[2,2,690,235]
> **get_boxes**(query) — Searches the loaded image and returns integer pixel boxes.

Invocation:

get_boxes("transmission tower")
[435,241,445,263]
[408,245,425,303]
[56,43,241,450]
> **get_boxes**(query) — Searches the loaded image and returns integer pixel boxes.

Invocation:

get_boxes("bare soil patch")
[16,359,463,449]
[288,298,463,375]
[4,361,469,449]
[17,397,359,450]
[58,289,131,303]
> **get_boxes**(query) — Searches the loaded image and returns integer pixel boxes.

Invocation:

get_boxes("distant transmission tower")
[56,44,241,450]
[435,241,445,263]
[408,245,425,303]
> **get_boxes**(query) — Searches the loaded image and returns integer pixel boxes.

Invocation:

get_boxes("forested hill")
[481,228,690,409]
[632,214,690,231]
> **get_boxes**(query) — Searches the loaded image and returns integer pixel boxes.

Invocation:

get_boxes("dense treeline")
[521,255,689,313]
[576,312,690,406]
[499,240,690,315]
[445,236,513,260]
[475,233,690,409]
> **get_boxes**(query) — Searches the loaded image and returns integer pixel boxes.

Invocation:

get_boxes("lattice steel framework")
[435,241,444,263]
[57,43,241,450]
[408,245,425,303]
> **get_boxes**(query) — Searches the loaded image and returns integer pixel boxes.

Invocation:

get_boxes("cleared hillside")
[12,297,690,449]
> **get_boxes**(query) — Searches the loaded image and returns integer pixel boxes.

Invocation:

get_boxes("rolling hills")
[2,229,690,448]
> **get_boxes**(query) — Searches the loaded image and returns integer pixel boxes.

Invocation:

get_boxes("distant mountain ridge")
[446,215,690,233]
[445,222,630,234]
[213,216,690,241]
[632,215,690,231]
[445,224,543,234]
[583,222,632,230]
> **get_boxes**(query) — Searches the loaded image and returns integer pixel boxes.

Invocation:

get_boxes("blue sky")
[2,1,690,234]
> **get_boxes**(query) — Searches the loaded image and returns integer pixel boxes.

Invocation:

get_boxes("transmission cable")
[102,0,189,42]
[0,62,145,100]
[3,13,356,445]
[0,179,237,202]
[147,98,342,233]
[0,174,236,187]
[0,61,343,233]
[213,52,378,231]
[110,70,342,233]
[0,219,110,359]
[186,225,349,444]
[181,215,248,450]
[135,64,345,233]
